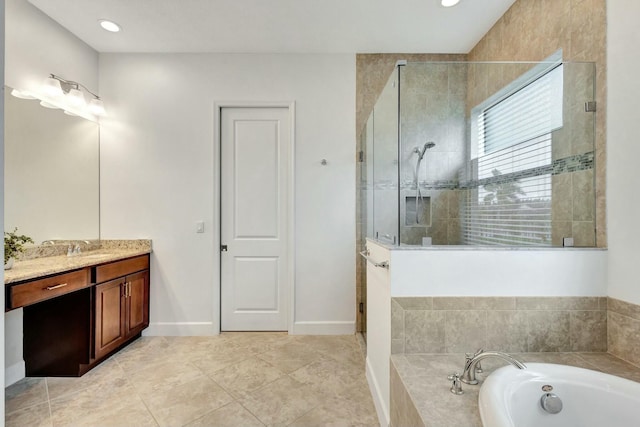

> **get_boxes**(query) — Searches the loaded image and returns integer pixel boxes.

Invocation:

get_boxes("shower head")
[415,141,436,160]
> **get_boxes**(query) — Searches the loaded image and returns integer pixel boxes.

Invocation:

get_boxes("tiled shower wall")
[391,297,608,355]
[399,64,466,246]
[467,0,607,247]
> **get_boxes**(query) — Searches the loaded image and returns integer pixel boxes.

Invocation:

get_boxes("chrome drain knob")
[540,392,563,414]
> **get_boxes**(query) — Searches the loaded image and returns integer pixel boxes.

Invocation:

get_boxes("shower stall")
[361,59,597,248]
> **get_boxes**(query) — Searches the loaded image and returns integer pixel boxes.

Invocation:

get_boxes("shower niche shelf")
[404,195,431,227]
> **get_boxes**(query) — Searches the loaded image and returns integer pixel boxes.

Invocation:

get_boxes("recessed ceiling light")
[99,19,121,33]
[441,0,461,7]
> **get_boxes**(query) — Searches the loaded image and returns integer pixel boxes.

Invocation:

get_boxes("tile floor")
[5,333,378,427]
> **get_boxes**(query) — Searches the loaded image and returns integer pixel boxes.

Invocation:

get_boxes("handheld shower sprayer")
[413,141,436,225]
[414,141,436,160]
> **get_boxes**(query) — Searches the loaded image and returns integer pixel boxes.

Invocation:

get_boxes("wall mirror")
[4,86,100,245]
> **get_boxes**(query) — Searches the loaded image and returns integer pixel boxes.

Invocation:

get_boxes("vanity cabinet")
[95,264,149,359]
[7,253,150,377]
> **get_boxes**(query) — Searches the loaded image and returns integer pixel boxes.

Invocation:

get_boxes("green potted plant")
[4,227,33,270]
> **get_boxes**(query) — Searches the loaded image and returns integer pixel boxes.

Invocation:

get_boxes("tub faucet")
[461,349,526,385]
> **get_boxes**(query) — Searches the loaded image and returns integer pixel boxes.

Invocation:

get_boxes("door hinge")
[359,302,364,313]
[585,101,597,112]
[220,245,228,252]
[358,150,364,163]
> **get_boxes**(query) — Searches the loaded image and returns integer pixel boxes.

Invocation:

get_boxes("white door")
[220,107,290,331]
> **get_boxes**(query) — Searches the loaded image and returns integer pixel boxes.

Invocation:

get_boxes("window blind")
[463,65,563,246]
[480,65,563,156]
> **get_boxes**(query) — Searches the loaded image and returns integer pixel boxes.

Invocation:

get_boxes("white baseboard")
[291,321,355,335]
[144,321,354,336]
[366,356,389,427]
[143,322,219,336]
[5,360,25,387]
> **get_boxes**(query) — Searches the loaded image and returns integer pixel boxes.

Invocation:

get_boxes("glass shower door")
[369,68,400,244]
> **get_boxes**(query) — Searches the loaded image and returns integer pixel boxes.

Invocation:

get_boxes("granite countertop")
[4,240,152,284]
[391,352,640,427]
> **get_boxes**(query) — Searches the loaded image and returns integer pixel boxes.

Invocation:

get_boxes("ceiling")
[28,0,516,54]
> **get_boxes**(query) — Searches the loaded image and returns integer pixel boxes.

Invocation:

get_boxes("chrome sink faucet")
[461,349,526,385]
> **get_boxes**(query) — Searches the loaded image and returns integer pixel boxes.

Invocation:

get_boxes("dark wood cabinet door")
[95,279,126,359]
[125,270,150,337]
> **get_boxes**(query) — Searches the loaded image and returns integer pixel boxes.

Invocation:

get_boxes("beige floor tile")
[295,335,365,366]
[191,344,255,376]
[47,358,125,400]
[209,356,286,399]
[141,376,234,427]
[240,376,322,426]
[113,336,177,373]
[5,377,48,414]
[164,335,237,362]
[185,401,264,427]
[257,340,323,373]
[224,332,296,354]
[290,356,368,398]
[5,334,376,427]
[114,336,170,357]
[288,392,378,426]
[50,381,157,427]
[128,360,204,395]
[295,335,359,353]
[5,401,51,427]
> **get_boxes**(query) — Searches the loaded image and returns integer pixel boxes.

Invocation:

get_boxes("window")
[463,63,563,246]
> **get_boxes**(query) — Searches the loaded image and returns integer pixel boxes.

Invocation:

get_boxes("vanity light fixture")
[42,76,64,97]
[66,88,87,108]
[10,89,37,100]
[38,74,107,117]
[441,0,461,7]
[98,19,121,33]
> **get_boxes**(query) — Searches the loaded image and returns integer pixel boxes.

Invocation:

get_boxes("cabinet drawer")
[10,269,90,309]
[95,255,149,283]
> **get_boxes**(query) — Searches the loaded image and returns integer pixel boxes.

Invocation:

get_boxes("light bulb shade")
[67,88,86,107]
[441,0,460,6]
[42,77,64,97]
[40,100,60,109]
[11,89,37,99]
[88,98,107,116]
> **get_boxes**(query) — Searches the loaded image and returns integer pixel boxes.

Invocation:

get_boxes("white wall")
[607,1,640,306]
[98,53,356,335]
[390,249,608,297]
[4,0,98,385]
[5,0,98,94]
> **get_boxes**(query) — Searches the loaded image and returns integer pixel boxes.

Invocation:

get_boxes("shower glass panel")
[368,69,400,245]
[365,60,597,248]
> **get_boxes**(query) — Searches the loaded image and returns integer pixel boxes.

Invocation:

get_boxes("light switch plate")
[563,237,574,247]
[196,221,205,233]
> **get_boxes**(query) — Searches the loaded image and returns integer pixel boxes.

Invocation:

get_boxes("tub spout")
[461,350,526,385]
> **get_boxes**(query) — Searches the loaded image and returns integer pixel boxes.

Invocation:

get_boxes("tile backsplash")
[391,296,608,355]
